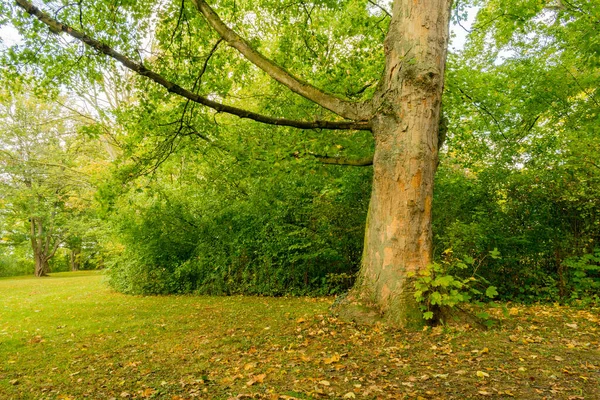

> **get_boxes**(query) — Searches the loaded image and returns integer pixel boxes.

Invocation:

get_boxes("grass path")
[0,272,598,399]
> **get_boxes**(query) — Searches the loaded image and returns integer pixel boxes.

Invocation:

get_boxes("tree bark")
[70,247,81,271]
[348,0,452,327]
[34,253,49,277]
[30,217,51,277]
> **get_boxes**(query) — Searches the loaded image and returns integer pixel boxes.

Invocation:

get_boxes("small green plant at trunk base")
[411,249,500,325]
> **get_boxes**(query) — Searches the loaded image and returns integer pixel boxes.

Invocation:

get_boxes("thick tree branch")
[14,0,372,132]
[191,0,372,121]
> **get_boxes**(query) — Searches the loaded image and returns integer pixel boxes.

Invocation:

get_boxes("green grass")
[0,272,598,399]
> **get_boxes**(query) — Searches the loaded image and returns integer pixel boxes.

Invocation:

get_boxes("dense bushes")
[105,152,599,304]
[106,161,370,296]
[433,161,600,303]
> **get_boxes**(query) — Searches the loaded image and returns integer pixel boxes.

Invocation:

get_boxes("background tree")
[435,0,600,302]
[0,87,104,276]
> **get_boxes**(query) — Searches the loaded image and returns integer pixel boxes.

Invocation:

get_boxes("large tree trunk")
[34,253,49,277]
[349,0,452,327]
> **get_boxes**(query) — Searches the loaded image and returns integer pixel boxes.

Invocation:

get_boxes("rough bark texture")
[350,0,452,327]
[34,253,49,277]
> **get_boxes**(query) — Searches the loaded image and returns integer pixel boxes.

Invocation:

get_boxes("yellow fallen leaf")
[318,380,331,386]
[481,347,489,354]
[141,388,155,398]
[343,393,356,399]
[324,353,340,364]
[476,370,490,378]
[246,373,267,386]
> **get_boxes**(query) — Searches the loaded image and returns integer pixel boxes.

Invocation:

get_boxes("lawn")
[0,272,598,399]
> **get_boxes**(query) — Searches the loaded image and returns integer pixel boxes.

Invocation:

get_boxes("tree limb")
[367,0,392,18]
[14,0,372,132]
[191,0,372,121]
[310,153,373,166]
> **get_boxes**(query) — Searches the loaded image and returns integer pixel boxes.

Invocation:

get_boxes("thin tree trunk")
[349,0,452,327]
[70,247,81,271]
[31,217,50,277]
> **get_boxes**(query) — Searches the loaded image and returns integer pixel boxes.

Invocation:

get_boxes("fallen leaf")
[476,371,490,378]
[324,353,340,364]
[246,373,266,386]
[343,393,356,399]
[318,380,330,386]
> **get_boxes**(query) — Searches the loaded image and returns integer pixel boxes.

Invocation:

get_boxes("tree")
[0,87,96,276]
[4,0,452,325]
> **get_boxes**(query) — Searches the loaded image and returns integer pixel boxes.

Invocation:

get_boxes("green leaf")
[485,286,499,298]
[430,291,442,305]
[434,275,454,287]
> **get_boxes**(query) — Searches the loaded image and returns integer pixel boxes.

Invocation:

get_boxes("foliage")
[412,249,499,324]
[0,86,108,276]
[106,148,371,296]
[435,0,600,304]
[563,248,600,304]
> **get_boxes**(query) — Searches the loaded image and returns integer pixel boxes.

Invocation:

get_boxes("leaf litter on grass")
[0,272,598,399]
